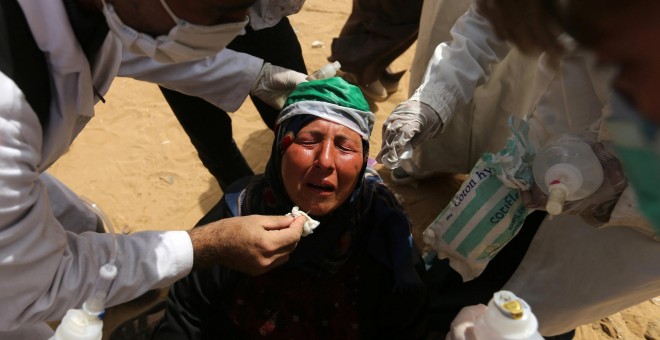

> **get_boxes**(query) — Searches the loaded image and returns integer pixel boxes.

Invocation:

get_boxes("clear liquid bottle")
[531,134,604,215]
[306,61,341,80]
[473,290,543,340]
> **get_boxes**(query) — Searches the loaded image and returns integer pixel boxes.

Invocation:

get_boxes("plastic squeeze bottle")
[49,309,103,340]
[306,61,341,80]
[48,263,116,340]
[472,290,543,340]
[531,134,604,215]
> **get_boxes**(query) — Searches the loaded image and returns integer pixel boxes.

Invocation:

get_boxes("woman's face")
[281,119,364,216]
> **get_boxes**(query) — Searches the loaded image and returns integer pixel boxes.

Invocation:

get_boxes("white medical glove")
[377,99,443,169]
[250,62,308,110]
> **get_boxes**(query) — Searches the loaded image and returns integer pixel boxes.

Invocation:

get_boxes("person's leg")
[159,86,253,191]
[330,0,423,91]
[230,17,308,129]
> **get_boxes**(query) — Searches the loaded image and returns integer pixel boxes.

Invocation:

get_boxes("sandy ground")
[47,0,659,338]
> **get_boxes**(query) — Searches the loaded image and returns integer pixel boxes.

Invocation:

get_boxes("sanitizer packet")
[423,117,534,281]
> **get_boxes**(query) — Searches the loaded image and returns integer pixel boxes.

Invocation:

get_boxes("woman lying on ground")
[152,77,428,339]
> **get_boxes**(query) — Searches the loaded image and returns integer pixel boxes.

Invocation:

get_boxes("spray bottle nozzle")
[82,263,118,318]
[545,181,568,215]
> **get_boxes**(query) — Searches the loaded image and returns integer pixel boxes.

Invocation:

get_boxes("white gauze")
[288,206,320,236]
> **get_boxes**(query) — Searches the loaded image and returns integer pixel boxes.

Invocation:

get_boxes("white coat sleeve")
[0,74,193,330]
[117,48,264,113]
[413,2,512,127]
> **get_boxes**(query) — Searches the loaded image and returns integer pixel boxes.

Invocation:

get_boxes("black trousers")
[330,0,423,84]
[160,17,307,190]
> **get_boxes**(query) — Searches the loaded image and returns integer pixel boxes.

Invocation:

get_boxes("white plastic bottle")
[306,61,341,80]
[531,134,604,215]
[472,290,543,340]
[48,263,117,340]
[49,309,103,340]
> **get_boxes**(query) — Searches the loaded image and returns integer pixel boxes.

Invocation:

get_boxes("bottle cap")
[475,291,542,340]
[543,162,584,215]
[498,299,524,320]
[546,182,568,215]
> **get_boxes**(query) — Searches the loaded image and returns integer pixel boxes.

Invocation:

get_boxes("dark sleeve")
[358,182,429,339]
[358,253,429,340]
[151,197,243,340]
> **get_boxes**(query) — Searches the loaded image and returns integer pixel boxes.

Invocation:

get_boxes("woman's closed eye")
[294,135,318,145]
[295,135,359,153]
[335,139,360,153]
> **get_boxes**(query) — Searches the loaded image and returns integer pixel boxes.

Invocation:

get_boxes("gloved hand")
[376,99,443,169]
[445,304,488,340]
[250,62,308,110]
[523,142,627,226]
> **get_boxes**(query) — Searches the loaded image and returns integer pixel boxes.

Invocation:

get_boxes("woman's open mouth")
[306,182,335,193]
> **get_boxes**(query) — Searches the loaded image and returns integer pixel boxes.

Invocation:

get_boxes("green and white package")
[423,117,534,281]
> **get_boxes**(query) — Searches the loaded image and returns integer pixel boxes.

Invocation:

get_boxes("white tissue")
[288,206,320,236]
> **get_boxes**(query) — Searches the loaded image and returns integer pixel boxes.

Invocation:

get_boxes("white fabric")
[102,0,249,64]
[0,323,54,339]
[503,215,660,336]
[524,53,611,145]
[524,53,655,234]
[0,0,270,334]
[288,206,320,237]
[41,172,100,234]
[501,53,659,336]
[406,0,537,175]
[408,0,471,94]
[118,48,262,113]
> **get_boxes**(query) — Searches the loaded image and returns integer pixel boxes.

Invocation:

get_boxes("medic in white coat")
[0,0,307,337]
[377,1,660,336]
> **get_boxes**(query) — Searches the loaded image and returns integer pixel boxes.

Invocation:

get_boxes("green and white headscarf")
[277,77,374,140]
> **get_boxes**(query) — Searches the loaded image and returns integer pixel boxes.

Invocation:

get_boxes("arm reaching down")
[188,214,305,275]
